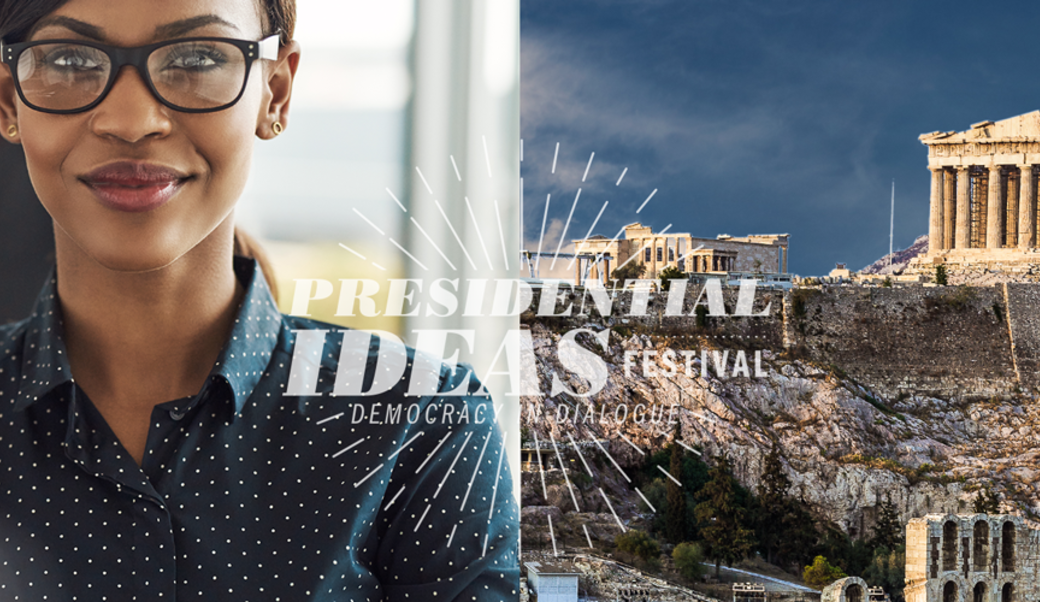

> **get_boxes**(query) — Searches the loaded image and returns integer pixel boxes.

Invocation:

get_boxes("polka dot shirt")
[0,258,519,601]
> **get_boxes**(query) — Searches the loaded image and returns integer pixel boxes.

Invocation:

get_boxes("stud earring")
[6,125,16,138]
[272,122,283,136]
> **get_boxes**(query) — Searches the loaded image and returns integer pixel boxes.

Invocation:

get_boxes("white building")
[525,561,579,602]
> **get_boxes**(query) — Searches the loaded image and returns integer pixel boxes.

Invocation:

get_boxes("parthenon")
[920,111,1040,261]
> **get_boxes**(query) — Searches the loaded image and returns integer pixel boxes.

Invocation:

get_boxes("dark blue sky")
[520,0,1040,276]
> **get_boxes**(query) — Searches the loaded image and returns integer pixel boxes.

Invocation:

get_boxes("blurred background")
[0,0,520,492]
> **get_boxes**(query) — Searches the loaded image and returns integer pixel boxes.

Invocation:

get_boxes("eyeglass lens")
[16,40,248,112]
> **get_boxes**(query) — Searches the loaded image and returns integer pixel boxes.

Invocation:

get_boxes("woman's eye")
[165,48,227,70]
[46,49,102,70]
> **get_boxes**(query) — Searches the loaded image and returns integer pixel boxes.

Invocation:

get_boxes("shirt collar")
[14,256,283,417]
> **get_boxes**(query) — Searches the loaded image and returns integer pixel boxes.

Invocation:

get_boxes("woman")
[0,1,518,599]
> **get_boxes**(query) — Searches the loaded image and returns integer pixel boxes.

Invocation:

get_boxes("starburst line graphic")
[566,432,594,477]
[495,199,510,270]
[524,141,661,282]
[434,199,479,270]
[677,440,702,456]
[433,431,474,499]
[548,514,559,556]
[317,412,344,425]
[450,155,462,181]
[535,193,550,273]
[533,428,548,500]
[550,188,582,270]
[482,135,493,178]
[414,503,432,532]
[482,432,508,558]
[326,139,518,560]
[386,187,407,212]
[415,430,454,474]
[619,433,644,456]
[415,166,434,195]
[447,524,458,548]
[635,487,657,513]
[549,430,581,512]
[383,485,406,511]
[599,487,626,532]
[582,152,595,182]
[332,437,365,459]
[566,200,610,270]
[409,217,457,270]
[465,196,495,270]
[592,437,630,483]
[657,464,683,487]
[460,428,493,511]
[354,462,384,488]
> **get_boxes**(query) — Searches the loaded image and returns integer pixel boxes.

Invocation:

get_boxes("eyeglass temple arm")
[258,34,281,61]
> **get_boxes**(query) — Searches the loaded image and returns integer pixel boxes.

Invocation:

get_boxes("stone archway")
[974,582,986,602]
[945,581,958,602]
[1002,522,1015,572]
[974,521,989,571]
[1001,583,1012,602]
[944,521,959,571]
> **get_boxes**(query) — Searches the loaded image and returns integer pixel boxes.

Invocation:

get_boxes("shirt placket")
[63,385,178,600]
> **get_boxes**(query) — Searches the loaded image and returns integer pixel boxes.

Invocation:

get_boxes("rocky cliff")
[521,312,1040,549]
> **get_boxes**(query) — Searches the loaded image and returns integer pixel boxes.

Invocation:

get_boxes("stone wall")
[788,286,1018,398]
[903,514,1039,602]
[1005,284,1040,389]
[530,280,1040,399]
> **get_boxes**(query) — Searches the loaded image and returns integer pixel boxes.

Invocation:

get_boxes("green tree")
[973,486,1000,514]
[802,555,847,589]
[863,545,906,602]
[666,428,687,543]
[673,542,705,582]
[694,455,755,578]
[935,264,948,286]
[756,447,791,565]
[615,529,660,563]
[871,495,902,551]
[659,265,685,291]
[611,261,646,284]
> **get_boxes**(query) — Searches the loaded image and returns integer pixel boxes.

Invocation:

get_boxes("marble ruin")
[571,222,789,284]
[823,577,870,602]
[917,111,1040,269]
[904,514,1036,602]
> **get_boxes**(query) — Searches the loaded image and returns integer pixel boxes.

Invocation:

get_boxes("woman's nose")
[89,66,173,143]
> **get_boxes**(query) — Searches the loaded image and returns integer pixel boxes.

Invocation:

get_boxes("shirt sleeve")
[374,362,519,601]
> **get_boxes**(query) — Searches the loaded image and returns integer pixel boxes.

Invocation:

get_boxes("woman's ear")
[0,64,21,145]
[257,41,301,140]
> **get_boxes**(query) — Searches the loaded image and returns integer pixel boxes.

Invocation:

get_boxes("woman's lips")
[80,162,191,213]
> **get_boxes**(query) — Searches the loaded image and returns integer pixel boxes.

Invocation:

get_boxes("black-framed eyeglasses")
[0,34,280,114]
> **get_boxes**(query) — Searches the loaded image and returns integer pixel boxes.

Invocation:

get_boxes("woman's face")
[0,0,295,272]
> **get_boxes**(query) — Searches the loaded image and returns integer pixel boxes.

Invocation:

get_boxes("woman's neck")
[56,219,243,421]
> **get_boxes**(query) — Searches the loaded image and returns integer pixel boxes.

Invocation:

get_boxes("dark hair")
[0,0,295,302]
[0,0,296,44]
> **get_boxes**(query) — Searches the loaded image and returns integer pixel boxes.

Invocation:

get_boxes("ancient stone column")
[955,166,971,249]
[943,169,956,249]
[1006,170,1019,247]
[1019,165,1035,249]
[986,165,1004,249]
[928,166,944,254]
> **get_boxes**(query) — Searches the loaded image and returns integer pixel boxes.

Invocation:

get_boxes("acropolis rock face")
[520,286,1040,549]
